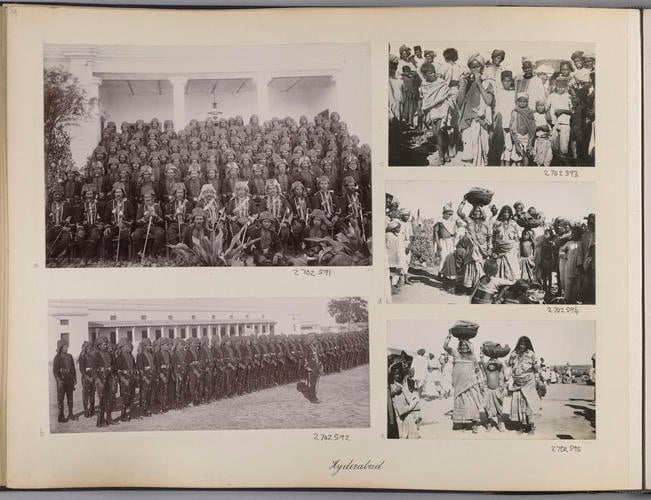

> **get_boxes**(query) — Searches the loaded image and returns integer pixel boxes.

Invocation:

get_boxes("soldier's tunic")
[53,350,76,422]
[154,347,173,412]
[116,349,137,421]
[78,347,96,417]
[136,348,155,416]
[94,350,116,427]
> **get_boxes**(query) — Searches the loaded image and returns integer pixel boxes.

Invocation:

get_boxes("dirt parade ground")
[414,382,595,440]
[50,365,369,433]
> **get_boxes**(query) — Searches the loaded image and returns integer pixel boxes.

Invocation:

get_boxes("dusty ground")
[390,268,470,305]
[50,365,369,434]
[410,382,595,440]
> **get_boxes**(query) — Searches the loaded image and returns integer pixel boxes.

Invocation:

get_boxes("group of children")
[45,113,372,266]
[389,45,595,167]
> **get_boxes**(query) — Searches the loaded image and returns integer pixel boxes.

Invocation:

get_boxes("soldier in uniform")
[165,182,193,245]
[172,339,189,408]
[136,338,155,417]
[46,185,75,260]
[221,336,237,398]
[76,183,104,263]
[53,339,77,423]
[132,188,166,259]
[303,336,323,404]
[154,338,173,413]
[78,340,96,418]
[102,181,135,262]
[94,336,118,427]
[211,335,225,401]
[187,338,203,405]
[116,339,137,422]
[200,336,214,403]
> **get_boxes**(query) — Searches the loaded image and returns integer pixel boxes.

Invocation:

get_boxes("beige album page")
[4,4,643,491]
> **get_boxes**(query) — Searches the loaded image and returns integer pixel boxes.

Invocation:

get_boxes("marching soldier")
[116,339,138,422]
[136,338,155,417]
[94,336,118,427]
[78,340,96,418]
[53,339,77,423]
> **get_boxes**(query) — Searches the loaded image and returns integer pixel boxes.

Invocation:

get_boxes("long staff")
[141,210,153,265]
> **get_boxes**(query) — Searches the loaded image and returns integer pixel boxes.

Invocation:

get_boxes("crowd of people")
[388,330,563,438]
[46,113,372,267]
[386,191,595,304]
[52,330,369,427]
[389,45,595,167]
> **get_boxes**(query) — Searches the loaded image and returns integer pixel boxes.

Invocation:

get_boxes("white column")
[255,75,271,121]
[147,325,152,340]
[173,325,178,339]
[64,52,101,171]
[169,77,187,132]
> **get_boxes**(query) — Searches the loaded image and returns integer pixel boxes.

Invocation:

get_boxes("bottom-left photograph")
[48,297,369,433]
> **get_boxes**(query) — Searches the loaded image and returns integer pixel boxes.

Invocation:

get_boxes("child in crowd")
[532,100,553,167]
[480,351,506,432]
[548,77,573,164]
[509,93,536,166]
[470,259,515,304]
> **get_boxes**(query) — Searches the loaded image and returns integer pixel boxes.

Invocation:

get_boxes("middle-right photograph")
[386,180,595,305]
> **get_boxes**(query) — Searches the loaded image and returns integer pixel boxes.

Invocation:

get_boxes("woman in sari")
[455,199,491,293]
[457,54,494,166]
[507,336,541,434]
[492,205,521,280]
[443,332,483,433]
[433,203,457,283]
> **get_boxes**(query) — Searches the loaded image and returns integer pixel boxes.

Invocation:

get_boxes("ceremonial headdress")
[197,183,217,202]
[172,181,186,193]
[291,181,305,192]
[258,211,274,222]
[311,209,326,220]
[265,178,282,193]
[111,182,126,195]
[192,207,206,218]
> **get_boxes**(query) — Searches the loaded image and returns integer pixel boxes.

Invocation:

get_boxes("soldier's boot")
[89,401,95,417]
[96,410,104,428]
[57,403,66,423]
[106,410,118,425]
[68,401,78,421]
[82,399,88,418]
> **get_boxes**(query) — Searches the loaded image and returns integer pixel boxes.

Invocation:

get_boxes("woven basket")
[465,187,494,207]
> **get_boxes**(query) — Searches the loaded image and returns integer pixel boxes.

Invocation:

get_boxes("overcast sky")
[388,320,594,365]
[387,180,594,222]
[389,41,595,73]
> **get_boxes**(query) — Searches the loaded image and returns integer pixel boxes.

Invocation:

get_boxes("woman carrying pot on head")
[443,330,483,433]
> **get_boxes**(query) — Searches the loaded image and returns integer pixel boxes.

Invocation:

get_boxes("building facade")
[49,301,301,357]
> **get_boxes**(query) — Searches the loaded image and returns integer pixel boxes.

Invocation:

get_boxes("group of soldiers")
[53,330,369,427]
[46,112,372,266]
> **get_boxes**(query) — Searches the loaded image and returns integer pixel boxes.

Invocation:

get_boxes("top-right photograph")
[388,42,595,168]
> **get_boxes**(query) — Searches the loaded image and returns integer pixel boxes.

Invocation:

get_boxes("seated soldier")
[46,184,75,260]
[76,183,104,263]
[165,182,193,245]
[132,188,166,259]
[102,181,135,262]
[253,211,284,266]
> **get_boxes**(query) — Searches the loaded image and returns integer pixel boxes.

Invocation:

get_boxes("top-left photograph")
[43,43,372,268]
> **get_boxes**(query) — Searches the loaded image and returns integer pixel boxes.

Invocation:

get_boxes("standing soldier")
[200,336,214,403]
[78,340,96,418]
[221,336,236,398]
[155,338,173,413]
[172,339,189,409]
[116,339,137,422]
[94,336,118,427]
[53,339,77,423]
[304,335,323,404]
[187,339,202,405]
[136,338,155,417]
[211,335,225,401]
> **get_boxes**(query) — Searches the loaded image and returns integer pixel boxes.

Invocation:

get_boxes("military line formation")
[46,113,372,265]
[53,330,369,427]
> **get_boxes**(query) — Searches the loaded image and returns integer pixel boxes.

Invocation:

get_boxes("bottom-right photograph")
[387,320,595,440]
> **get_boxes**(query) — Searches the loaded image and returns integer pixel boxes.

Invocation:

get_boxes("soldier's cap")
[51,184,65,195]
[192,207,206,219]
[56,339,69,352]
[81,183,97,195]
[311,209,326,220]
[258,211,274,222]
[342,176,356,185]
[112,181,126,194]
[291,181,305,192]
[172,181,186,193]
